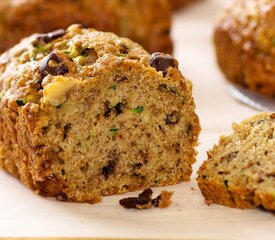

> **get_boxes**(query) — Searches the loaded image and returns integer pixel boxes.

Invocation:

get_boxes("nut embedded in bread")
[0,25,200,203]
[0,0,172,54]
[214,0,275,97]
[197,113,275,212]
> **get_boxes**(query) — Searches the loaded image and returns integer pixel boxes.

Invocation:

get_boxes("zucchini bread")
[0,24,200,203]
[197,113,275,212]
[214,0,275,97]
[0,0,172,54]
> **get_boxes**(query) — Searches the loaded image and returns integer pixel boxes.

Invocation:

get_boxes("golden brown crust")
[0,0,172,54]
[0,25,200,203]
[214,0,275,97]
[197,113,275,212]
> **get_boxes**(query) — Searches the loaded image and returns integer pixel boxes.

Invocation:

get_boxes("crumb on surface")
[119,188,174,210]
[152,190,174,208]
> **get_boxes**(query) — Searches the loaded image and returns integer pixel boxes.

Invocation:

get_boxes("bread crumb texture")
[0,25,200,203]
[197,113,275,212]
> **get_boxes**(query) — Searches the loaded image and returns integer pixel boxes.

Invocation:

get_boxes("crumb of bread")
[119,189,174,209]
[152,190,174,208]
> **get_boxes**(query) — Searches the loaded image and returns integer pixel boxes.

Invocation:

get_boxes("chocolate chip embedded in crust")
[39,52,69,78]
[149,52,178,76]
[165,111,180,125]
[36,29,66,44]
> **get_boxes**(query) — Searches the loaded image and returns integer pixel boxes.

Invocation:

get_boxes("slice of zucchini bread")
[0,25,200,203]
[197,113,275,211]
[0,0,172,54]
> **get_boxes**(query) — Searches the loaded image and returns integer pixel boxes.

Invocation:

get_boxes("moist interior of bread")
[0,25,199,202]
[44,65,197,199]
[198,113,275,210]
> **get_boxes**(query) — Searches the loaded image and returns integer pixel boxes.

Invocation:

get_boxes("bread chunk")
[214,0,275,97]
[0,25,200,203]
[197,113,275,212]
[0,0,172,54]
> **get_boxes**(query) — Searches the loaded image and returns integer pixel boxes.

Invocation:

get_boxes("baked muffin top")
[217,0,275,55]
[0,25,151,109]
[0,24,180,115]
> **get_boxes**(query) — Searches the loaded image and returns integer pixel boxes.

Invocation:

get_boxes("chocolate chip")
[149,52,178,76]
[16,99,25,106]
[104,101,111,117]
[114,102,124,115]
[138,188,153,203]
[63,124,72,140]
[102,151,118,178]
[119,197,139,209]
[36,29,66,44]
[39,52,68,78]
[224,180,229,188]
[119,188,153,209]
[165,111,180,125]
[102,160,116,178]
[152,195,161,207]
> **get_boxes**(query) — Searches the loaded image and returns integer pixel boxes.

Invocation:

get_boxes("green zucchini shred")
[132,106,144,113]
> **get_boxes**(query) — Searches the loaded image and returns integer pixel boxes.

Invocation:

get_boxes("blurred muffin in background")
[0,0,172,54]
[214,0,275,97]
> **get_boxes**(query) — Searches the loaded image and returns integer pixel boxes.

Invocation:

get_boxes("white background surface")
[1,0,274,239]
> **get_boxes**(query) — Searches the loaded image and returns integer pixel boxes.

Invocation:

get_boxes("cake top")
[0,24,179,111]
